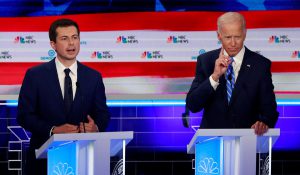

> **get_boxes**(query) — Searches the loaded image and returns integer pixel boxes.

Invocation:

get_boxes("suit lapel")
[219,75,229,106]
[229,48,252,106]
[69,61,85,119]
[73,61,83,104]
[46,59,65,111]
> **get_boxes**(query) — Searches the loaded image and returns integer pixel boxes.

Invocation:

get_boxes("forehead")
[219,22,245,35]
[56,26,78,37]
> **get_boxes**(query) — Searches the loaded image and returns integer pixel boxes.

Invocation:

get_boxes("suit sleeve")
[258,61,279,128]
[186,56,215,113]
[17,69,53,138]
[92,73,110,131]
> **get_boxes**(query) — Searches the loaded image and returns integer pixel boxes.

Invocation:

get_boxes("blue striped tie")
[226,57,235,104]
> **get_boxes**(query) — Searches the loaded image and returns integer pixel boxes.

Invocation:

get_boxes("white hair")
[217,12,246,33]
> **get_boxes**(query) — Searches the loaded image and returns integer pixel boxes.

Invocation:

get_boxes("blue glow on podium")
[195,137,223,175]
[48,142,77,175]
[4,99,300,107]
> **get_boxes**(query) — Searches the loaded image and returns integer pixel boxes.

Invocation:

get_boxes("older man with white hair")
[186,12,278,135]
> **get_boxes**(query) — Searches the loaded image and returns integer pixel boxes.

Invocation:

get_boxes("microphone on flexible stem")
[182,105,190,128]
[76,82,86,133]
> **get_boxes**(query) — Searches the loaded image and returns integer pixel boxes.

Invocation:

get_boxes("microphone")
[182,105,190,128]
[76,82,86,133]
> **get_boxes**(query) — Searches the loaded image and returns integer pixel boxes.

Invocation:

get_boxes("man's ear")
[50,41,56,50]
[244,29,247,38]
[217,31,221,41]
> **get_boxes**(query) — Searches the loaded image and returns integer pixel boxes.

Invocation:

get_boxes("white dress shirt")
[50,59,78,136]
[55,58,77,99]
[209,46,245,90]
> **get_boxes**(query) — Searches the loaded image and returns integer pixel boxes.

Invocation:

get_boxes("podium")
[36,131,134,175]
[187,129,280,175]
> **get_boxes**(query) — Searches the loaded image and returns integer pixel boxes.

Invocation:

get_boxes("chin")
[228,51,238,57]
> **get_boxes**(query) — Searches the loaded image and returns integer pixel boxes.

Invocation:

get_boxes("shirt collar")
[224,46,245,66]
[55,58,77,76]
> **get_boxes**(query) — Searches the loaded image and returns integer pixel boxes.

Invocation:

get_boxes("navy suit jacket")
[186,47,278,128]
[17,59,110,149]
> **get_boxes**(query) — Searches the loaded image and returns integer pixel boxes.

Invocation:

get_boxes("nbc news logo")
[141,51,163,59]
[291,51,300,59]
[116,36,138,44]
[91,51,113,59]
[0,51,12,59]
[269,35,291,44]
[167,35,189,44]
[14,36,36,44]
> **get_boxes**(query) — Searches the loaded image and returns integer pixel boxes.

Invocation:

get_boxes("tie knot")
[229,57,234,65]
[64,68,71,76]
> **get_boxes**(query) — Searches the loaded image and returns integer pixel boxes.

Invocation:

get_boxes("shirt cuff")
[209,75,220,90]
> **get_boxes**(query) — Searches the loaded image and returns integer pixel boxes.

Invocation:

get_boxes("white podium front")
[36,131,134,175]
[187,129,280,175]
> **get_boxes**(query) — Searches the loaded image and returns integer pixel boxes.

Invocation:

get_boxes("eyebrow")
[59,34,79,38]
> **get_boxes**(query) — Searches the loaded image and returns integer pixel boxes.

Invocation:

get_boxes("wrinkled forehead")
[218,21,246,35]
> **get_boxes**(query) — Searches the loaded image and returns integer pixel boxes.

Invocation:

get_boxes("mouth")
[67,48,76,53]
[227,48,239,55]
[228,48,237,51]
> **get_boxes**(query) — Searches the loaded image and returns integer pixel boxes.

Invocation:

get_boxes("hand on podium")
[52,124,80,134]
[79,115,99,133]
[251,121,269,135]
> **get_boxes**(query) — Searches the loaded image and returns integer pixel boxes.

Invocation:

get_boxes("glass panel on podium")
[111,139,127,175]
[187,129,279,175]
[257,136,273,175]
[48,141,77,175]
[195,137,224,175]
[111,149,124,175]
[36,132,134,175]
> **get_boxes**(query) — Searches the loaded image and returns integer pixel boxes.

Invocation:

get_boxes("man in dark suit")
[186,12,278,135]
[17,18,110,175]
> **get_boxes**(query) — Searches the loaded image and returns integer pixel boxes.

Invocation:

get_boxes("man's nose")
[68,38,74,45]
[230,38,236,46]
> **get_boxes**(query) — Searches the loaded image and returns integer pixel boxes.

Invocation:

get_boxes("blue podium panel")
[195,137,223,175]
[36,132,134,175]
[188,129,280,175]
[48,142,77,175]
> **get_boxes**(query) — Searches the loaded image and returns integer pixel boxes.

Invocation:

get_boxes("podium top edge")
[194,128,280,136]
[52,131,134,140]
[187,129,280,154]
[36,131,134,159]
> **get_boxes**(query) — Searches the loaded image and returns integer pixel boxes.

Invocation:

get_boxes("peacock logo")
[198,157,219,175]
[52,162,74,175]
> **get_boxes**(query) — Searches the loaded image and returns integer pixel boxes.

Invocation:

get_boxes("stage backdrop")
[0,11,300,99]
[1,1,300,174]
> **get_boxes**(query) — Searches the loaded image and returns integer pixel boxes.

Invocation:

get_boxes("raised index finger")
[219,47,225,57]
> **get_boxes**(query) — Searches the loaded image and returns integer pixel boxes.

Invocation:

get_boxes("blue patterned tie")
[226,57,235,104]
